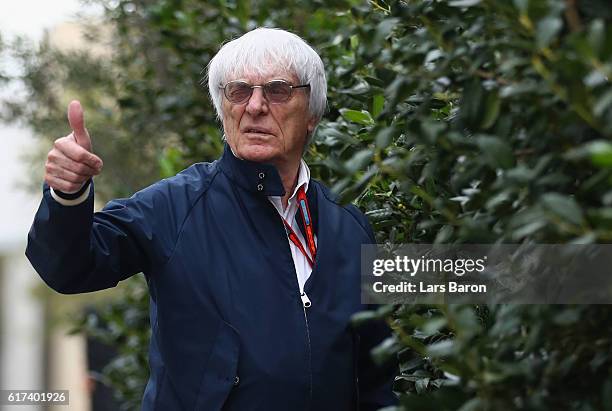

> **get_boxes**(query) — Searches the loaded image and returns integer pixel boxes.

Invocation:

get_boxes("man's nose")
[245,87,268,116]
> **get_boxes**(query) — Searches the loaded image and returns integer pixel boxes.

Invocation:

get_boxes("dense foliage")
[3,0,612,409]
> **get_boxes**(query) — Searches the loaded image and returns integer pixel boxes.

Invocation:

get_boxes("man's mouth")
[243,127,273,135]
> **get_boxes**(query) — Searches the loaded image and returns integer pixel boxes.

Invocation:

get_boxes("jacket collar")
[218,143,286,196]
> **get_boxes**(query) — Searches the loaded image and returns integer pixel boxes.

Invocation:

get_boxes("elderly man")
[26,28,397,410]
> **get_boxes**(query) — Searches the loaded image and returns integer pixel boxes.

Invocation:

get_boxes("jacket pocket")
[194,320,241,410]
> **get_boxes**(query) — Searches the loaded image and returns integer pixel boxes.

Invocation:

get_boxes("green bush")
[3,0,612,409]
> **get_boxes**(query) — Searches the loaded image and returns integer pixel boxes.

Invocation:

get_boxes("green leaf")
[460,79,485,128]
[553,309,580,325]
[481,91,501,129]
[513,0,528,13]
[375,126,397,149]
[594,89,612,117]
[589,141,612,168]
[384,77,416,109]
[372,93,385,118]
[566,141,612,168]
[588,19,605,56]
[434,225,454,244]
[422,317,447,334]
[415,377,430,393]
[475,135,514,169]
[371,336,399,366]
[449,0,481,7]
[340,109,375,125]
[540,193,584,226]
[500,81,539,98]
[345,149,374,173]
[351,310,379,326]
[454,307,480,339]
[512,220,548,239]
[158,147,183,178]
[427,339,456,357]
[536,16,562,48]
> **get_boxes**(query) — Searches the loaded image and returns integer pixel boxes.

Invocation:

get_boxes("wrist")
[50,179,92,206]
[53,179,91,199]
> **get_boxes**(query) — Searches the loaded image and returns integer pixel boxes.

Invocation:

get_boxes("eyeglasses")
[219,79,310,104]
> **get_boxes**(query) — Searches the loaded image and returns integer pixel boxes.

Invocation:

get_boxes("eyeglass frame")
[219,79,311,105]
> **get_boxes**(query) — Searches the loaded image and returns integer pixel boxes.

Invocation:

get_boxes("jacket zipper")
[275,204,314,409]
[301,290,313,410]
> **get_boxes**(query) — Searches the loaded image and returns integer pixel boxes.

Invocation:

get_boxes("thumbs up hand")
[45,100,103,193]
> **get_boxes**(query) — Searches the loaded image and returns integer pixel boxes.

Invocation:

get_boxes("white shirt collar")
[268,159,310,214]
[288,158,310,199]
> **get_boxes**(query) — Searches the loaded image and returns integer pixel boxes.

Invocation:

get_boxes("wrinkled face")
[221,69,317,168]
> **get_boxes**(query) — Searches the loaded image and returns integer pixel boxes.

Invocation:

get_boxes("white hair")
[206,27,327,126]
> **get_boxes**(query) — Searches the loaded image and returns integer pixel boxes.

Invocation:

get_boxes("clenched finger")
[55,135,103,170]
[45,162,92,184]
[45,174,89,194]
[48,148,100,176]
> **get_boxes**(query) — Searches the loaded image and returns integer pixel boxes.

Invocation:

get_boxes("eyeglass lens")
[225,81,292,103]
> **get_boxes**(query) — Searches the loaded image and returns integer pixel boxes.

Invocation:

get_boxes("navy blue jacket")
[26,145,397,410]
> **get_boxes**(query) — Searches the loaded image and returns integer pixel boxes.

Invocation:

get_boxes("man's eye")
[267,84,289,96]
[229,85,251,99]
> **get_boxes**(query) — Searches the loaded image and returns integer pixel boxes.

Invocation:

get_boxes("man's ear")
[307,116,318,135]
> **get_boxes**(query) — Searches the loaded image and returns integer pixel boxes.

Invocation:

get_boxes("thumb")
[67,100,92,151]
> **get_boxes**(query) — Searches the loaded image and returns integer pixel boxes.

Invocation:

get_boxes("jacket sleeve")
[355,313,398,410]
[348,204,399,410]
[26,179,183,294]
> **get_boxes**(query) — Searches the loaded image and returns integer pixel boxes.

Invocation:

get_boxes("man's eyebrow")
[222,75,296,86]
